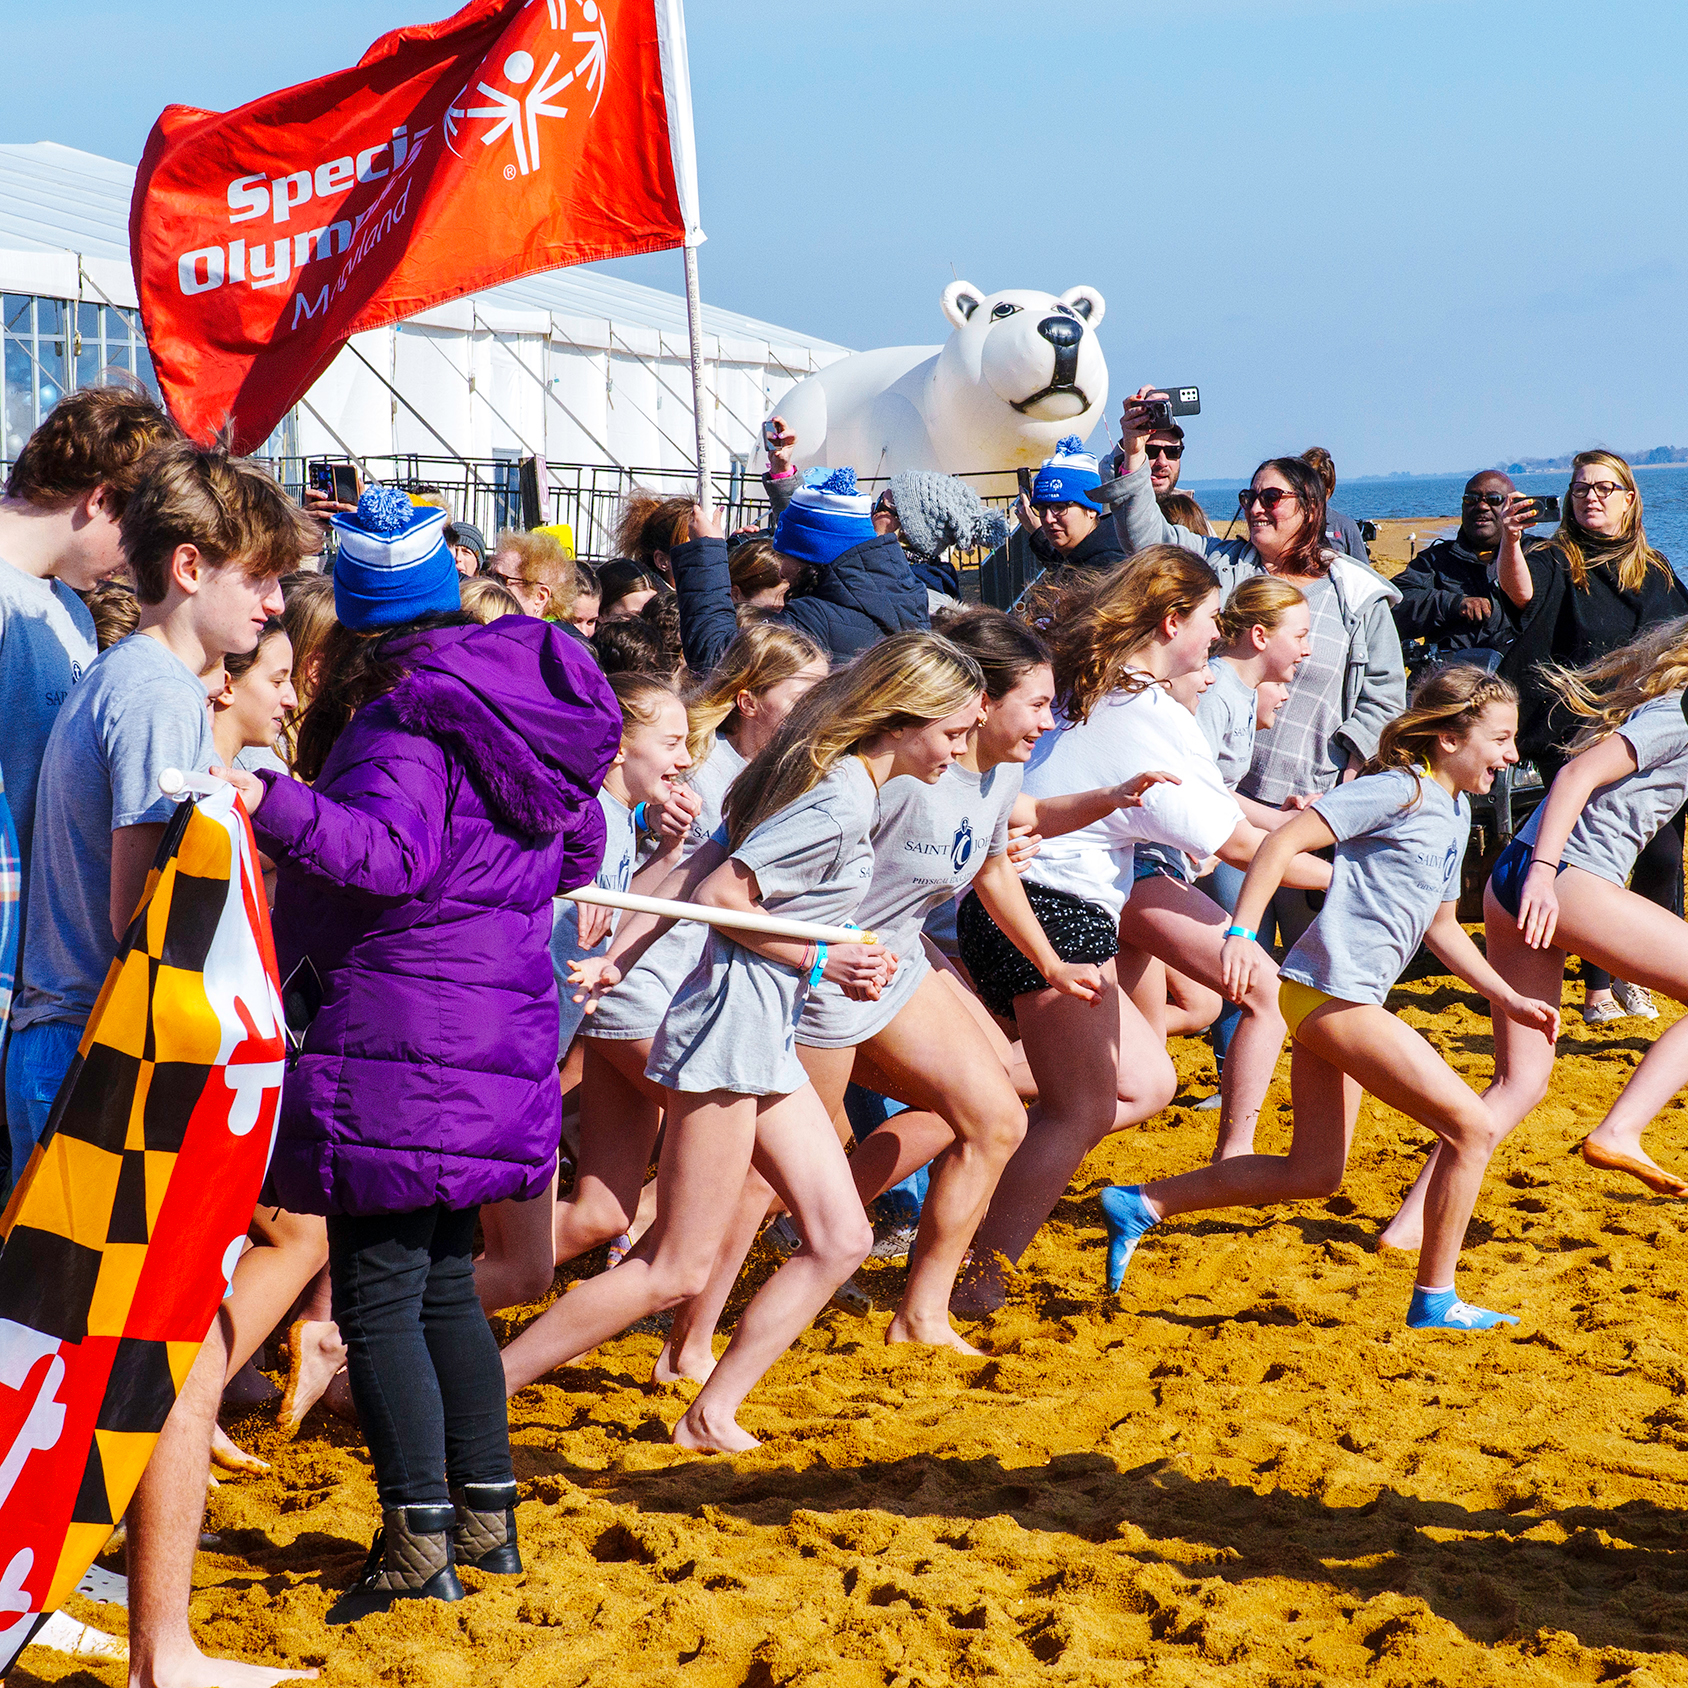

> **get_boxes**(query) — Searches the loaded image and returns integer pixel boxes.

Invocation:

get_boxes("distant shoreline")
[1185,461,1687,491]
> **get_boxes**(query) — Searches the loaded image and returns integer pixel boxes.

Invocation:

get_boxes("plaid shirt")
[0,780,17,1034]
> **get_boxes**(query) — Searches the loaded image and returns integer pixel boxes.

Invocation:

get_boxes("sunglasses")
[1146,443,1183,461]
[1238,487,1298,513]
[1461,492,1508,509]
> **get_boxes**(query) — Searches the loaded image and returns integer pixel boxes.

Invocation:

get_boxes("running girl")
[1388,620,1688,1223]
[474,673,693,1313]
[1102,665,1560,1330]
[536,625,829,1308]
[501,632,984,1451]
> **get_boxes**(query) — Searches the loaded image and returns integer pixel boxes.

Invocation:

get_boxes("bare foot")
[671,1404,759,1453]
[221,1359,280,1408]
[278,1319,348,1437]
[651,1338,715,1385]
[130,1636,317,1686]
[885,1312,982,1355]
[210,1424,269,1475]
[1582,1136,1688,1197]
[1376,1217,1423,1253]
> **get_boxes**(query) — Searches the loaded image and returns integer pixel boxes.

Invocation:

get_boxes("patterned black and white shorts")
[955,882,1118,1022]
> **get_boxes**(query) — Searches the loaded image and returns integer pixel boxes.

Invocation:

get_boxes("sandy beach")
[16,942,1688,1688]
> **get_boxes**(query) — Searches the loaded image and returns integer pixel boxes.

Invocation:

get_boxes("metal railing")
[272,453,1025,566]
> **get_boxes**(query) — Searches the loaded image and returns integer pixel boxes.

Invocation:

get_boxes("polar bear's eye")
[989,302,1020,320]
[1053,304,1078,319]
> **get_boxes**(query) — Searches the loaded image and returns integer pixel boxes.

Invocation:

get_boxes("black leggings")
[326,1205,512,1509]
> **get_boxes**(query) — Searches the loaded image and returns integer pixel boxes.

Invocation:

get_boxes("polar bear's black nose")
[1038,316,1082,349]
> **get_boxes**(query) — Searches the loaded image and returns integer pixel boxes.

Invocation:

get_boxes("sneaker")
[830,1276,872,1315]
[1190,1093,1224,1112]
[1582,997,1625,1026]
[1611,980,1660,1020]
[870,1221,918,1261]
[766,1216,802,1256]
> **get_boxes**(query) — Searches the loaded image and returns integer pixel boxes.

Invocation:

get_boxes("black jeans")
[326,1205,512,1509]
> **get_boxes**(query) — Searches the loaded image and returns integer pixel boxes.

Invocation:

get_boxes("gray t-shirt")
[799,759,1022,1047]
[233,743,289,777]
[646,758,878,1095]
[1281,767,1468,1005]
[1197,658,1257,789]
[0,558,98,920]
[14,634,216,1031]
[1518,690,1688,886]
[551,788,637,1055]
[587,736,747,1042]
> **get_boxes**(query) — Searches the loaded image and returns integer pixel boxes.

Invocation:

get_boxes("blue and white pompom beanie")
[773,467,878,568]
[1031,435,1106,509]
[330,487,463,631]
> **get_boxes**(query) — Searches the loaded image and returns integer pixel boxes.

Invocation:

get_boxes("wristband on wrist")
[1225,925,1257,942]
[632,802,649,833]
[1529,855,1560,870]
[809,941,828,989]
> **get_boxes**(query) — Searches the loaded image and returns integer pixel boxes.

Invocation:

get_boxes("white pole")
[683,243,710,508]
[566,885,875,946]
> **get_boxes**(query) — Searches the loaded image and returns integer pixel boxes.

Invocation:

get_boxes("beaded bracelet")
[1225,925,1257,942]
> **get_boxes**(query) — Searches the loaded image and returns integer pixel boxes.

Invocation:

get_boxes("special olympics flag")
[0,787,284,1672]
[130,0,703,450]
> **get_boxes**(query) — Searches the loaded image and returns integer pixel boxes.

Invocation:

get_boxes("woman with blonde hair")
[1103,665,1559,1331]
[513,624,830,1307]
[486,529,575,620]
[1497,449,1688,1023]
[1385,622,1688,1232]
[951,550,1330,1314]
[504,632,983,1450]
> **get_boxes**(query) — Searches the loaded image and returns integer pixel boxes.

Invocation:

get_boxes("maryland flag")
[0,786,283,1671]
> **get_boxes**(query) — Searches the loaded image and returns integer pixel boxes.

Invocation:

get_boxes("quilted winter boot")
[451,1481,522,1575]
[325,1503,464,1624]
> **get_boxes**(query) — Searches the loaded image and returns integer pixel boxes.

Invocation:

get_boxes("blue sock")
[1099,1186,1159,1292]
[1406,1284,1518,1331]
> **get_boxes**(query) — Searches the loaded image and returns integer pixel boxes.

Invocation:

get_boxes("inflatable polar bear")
[766,281,1108,482]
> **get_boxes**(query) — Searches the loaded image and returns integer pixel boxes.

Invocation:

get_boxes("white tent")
[1,142,849,547]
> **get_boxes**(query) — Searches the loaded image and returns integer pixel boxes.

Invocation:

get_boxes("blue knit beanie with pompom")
[1031,435,1106,510]
[329,486,463,631]
[772,466,879,569]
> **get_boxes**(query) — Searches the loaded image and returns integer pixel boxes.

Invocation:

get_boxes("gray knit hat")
[886,472,1009,562]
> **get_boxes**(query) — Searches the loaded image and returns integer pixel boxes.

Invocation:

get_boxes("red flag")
[129,0,703,450]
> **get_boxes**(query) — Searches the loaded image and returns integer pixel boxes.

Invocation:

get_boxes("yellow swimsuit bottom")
[1279,979,1338,1042]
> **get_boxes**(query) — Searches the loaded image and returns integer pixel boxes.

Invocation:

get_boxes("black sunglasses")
[1146,443,1184,461]
[1238,487,1297,513]
[1461,492,1508,509]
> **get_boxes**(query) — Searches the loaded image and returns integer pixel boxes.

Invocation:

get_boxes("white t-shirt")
[1021,681,1242,919]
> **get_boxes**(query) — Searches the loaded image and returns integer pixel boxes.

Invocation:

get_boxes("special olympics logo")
[444,0,608,177]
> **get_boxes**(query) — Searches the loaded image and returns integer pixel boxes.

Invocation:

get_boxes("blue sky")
[7,0,1685,477]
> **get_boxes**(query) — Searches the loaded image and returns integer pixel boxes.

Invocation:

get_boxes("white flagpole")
[655,0,708,508]
[566,885,876,947]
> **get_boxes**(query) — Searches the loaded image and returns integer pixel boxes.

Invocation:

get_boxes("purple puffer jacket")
[253,617,620,1217]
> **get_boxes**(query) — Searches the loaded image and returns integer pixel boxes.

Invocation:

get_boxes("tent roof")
[0,141,850,359]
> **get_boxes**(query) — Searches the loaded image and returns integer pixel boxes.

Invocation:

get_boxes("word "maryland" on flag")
[130,0,702,450]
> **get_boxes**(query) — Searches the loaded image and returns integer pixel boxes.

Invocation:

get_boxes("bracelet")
[1529,855,1560,870]
[632,802,648,834]
[1225,925,1257,942]
[809,941,828,989]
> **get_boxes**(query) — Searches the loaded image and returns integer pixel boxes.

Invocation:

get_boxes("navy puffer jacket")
[672,534,930,672]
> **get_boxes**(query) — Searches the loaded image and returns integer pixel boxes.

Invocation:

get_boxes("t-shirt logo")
[951,818,974,874]
[70,662,83,684]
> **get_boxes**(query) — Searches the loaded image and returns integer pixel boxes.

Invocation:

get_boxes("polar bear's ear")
[941,281,984,329]
[1060,286,1106,329]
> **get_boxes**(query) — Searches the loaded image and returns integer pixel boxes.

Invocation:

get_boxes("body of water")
[1184,463,1688,571]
